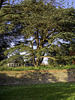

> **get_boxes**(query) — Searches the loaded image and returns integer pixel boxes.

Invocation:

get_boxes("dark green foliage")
[0,34,9,61]
[0,0,75,67]
[0,0,7,9]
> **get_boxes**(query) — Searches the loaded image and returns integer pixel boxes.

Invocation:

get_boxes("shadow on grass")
[0,72,58,85]
[0,69,75,85]
[0,72,75,100]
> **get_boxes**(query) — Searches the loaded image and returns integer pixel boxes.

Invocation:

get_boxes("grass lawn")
[0,83,75,100]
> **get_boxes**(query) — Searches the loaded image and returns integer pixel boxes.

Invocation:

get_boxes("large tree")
[0,0,75,66]
[0,0,23,61]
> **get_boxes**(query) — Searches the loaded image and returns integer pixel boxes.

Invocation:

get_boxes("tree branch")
[0,0,4,9]
[46,29,56,39]
[40,56,58,60]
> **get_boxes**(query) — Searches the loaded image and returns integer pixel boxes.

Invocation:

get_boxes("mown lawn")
[0,83,75,100]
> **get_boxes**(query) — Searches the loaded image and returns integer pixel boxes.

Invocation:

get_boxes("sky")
[56,0,75,8]
[12,0,75,8]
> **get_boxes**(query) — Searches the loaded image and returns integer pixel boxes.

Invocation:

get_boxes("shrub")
[0,64,75,71]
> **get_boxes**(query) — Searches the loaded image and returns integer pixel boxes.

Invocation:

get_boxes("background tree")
[0,0,23,61]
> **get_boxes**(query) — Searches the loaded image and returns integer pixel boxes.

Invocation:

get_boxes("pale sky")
[56,0,75,8]
[10,0,75,8]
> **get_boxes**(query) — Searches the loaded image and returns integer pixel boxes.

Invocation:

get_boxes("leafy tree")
[0,0,23,61]
[0,0,75,67]
[0,1,12,61]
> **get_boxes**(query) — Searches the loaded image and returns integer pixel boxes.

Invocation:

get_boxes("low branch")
[40,56,58,60]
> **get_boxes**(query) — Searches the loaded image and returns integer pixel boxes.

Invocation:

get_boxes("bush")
[0,66,14,71]
[0,64,75,71]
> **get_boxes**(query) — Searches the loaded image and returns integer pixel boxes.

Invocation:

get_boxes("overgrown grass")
[0,82,75,100]
[0,64,75,71]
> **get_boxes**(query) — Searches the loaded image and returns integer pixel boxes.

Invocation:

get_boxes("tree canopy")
[0,0,75,67]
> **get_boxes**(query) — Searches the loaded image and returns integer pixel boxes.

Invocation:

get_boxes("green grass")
[0,82,75,100]
[0,64,75,71]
